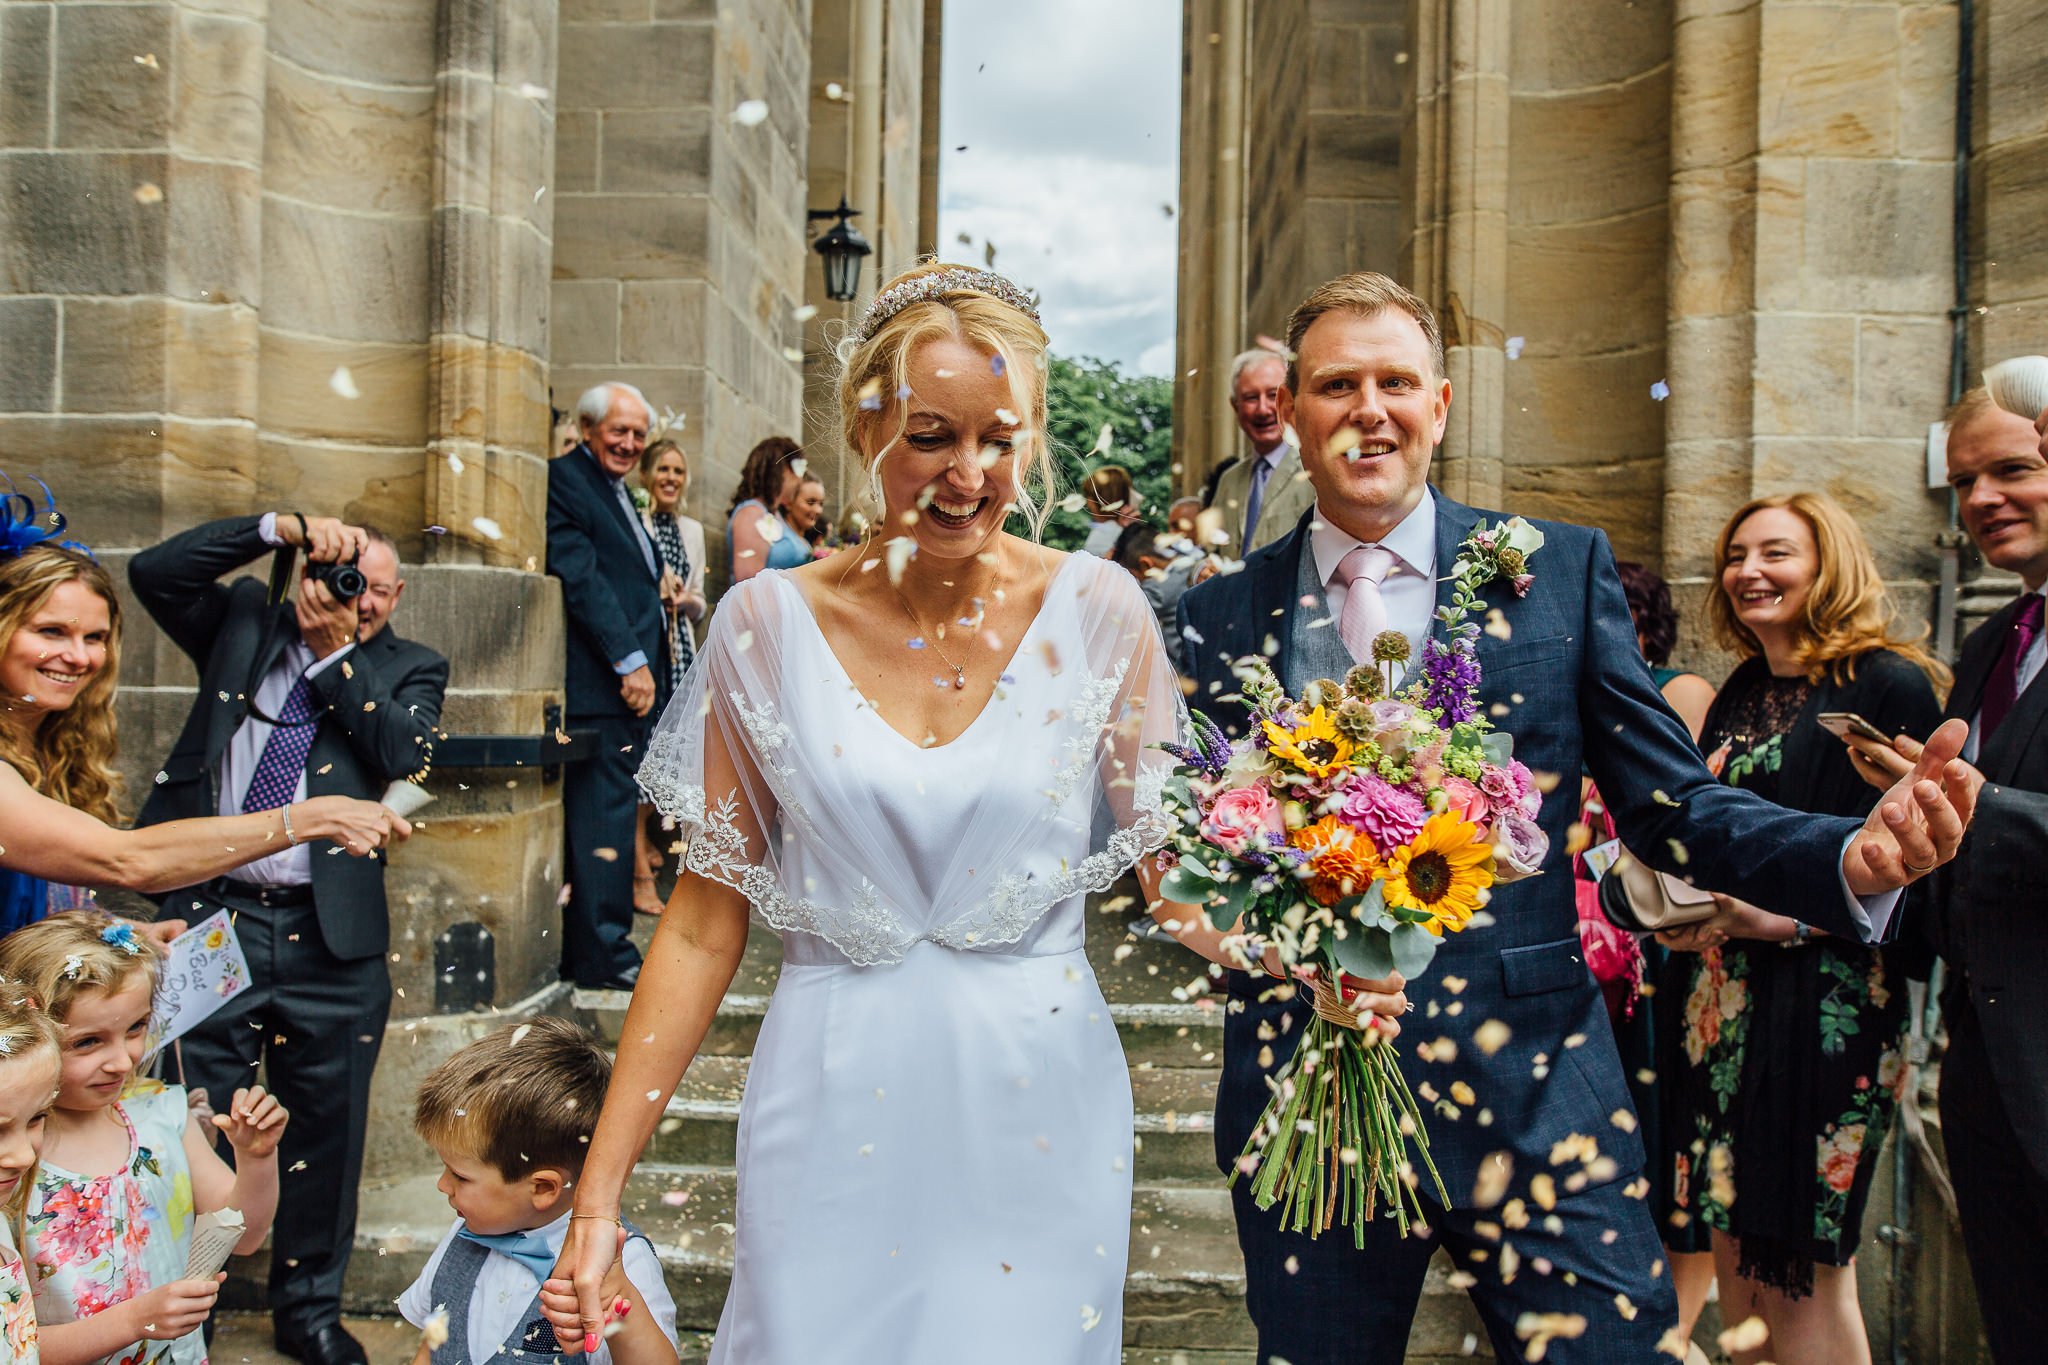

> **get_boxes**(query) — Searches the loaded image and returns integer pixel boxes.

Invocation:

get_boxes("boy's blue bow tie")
[457,1227,559,1283]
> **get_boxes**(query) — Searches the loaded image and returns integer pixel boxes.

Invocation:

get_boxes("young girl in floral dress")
[0,915,288,1365]
[0,981,62,1365]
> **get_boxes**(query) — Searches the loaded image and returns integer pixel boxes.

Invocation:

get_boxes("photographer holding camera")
[128,512,448,1365]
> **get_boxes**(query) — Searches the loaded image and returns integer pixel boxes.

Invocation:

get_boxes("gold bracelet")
[569,1212,621,1225]
[281,804,299,846]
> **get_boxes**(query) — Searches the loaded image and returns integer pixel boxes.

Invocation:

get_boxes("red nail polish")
[584,1332,598,1353]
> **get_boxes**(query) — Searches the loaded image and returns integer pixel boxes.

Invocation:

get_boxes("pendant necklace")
[892,555,1002,691]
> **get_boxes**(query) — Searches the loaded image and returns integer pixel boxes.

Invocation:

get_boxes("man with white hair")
[1207,348,1316,559]
[547,381,666,987]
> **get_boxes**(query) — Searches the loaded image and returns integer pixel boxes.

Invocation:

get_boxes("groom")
[1175,272,1974,1363]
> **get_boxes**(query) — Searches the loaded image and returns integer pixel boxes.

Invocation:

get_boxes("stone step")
[249,1167,1496,1356]
[649,1053,1223,1182]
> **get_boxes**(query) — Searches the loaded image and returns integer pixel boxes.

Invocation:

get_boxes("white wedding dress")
[636,551,1185,1364]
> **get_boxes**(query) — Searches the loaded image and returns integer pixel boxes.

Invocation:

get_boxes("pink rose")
[1203,786,1283,857]
[1510,760,1543,818]
[1438,776,1490,826]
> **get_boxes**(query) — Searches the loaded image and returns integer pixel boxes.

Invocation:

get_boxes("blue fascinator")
[0,476,90,560]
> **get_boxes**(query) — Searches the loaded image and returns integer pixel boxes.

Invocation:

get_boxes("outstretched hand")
[1842,717,1978,897]
[540,1220,626,1355]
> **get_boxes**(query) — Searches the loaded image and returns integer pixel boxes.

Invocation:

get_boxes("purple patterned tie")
[1978,593,2045,743]
[240,675,318,812]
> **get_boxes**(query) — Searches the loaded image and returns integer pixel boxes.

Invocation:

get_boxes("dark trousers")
[176,891,390,1338]
[1939,990,2048,1363]
[1231,1165,1678,1363]
[561,712,647,986]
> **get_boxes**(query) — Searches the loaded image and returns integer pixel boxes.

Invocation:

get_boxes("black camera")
[307,556,367,603]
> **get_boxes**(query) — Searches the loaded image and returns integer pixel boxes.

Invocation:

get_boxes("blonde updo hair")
[836,263,1058,540]
[0,979,60,1228]
[0,911,164,1024]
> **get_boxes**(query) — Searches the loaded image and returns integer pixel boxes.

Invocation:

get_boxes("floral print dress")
[26,1084,201,1365]
[1,1218,40,1365]
[1658,668,1911,1293]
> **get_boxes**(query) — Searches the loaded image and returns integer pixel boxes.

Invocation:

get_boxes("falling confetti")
[134,53,160,68]
[1649,379,1671,401]
[133,182,163,204]
[1505,336,1526,360]
[792,304,819,323]
[731,99,769,126]
[471,516,503,541]
[330,367,360,400]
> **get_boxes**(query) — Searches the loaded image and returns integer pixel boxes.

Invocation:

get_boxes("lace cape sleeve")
[635,559,1188,964]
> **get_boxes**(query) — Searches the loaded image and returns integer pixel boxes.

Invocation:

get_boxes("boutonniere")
[630,486,652,512]
[1451,516,1543,600]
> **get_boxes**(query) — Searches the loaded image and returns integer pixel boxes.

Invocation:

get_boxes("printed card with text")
[144,910,251,1062]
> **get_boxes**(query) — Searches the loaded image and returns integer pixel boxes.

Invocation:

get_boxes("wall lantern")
[807,197,873,302]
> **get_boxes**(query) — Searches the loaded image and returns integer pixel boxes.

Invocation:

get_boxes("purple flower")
[1337,773,1427,851]
[1492,813,1550,882]
[1420,638,1481,725]
[1512,573,1535,597]
[1479,765,1517,811]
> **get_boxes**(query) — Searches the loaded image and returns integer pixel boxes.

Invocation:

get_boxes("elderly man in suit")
[131,514,446,1365]
[1172,272,1975,1364]
[549,381,666,989]
[1845,380,2048,1363]
[1207,348,1316,559]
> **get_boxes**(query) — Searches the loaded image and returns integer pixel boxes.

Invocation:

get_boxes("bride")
[543,264,1405,1362]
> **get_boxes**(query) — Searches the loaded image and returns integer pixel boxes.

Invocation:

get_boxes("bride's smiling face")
[873,335,1021,559]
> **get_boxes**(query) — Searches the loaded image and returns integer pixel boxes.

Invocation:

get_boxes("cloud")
[939,0,1179,376]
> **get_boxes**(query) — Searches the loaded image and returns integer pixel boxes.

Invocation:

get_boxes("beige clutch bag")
[1607,849,1721,932]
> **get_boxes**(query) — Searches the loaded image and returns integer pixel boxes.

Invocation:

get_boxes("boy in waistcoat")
[399,1018,677,1365]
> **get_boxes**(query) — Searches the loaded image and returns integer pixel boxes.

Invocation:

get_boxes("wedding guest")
[1655,492,1944,1365]
[633,438,706,916]
[1079,465,1140,557]
[1111,522,1196,671]
[1844,383,2048,1363]
[1165,495,1205,556]
[550,382,665,988]
[789,474,829,553]
[0,539,402,929]
[1206,349,1313,559]
[1570,560,1717,1346]
[726,437,806,584]
[129,511,446,1365]
[403,1018,678,1365]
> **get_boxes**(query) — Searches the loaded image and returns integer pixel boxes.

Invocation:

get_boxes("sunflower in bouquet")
[1155,518,1550,1243]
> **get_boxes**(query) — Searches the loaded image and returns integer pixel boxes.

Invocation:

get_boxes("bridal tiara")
[853,267,1041,344]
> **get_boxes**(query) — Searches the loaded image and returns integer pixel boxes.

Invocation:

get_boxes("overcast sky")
[937,0,1180,376]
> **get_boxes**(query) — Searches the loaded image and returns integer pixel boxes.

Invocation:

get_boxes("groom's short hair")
[1285,273,1444,389]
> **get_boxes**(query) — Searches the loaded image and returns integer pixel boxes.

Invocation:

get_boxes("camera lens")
[318,561,367,602]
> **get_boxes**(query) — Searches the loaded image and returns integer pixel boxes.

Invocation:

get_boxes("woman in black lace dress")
[1658,492,1945,1364]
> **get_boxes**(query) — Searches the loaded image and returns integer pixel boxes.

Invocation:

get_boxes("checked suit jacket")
[130,515,448,961]
[1176,492,1871,1198]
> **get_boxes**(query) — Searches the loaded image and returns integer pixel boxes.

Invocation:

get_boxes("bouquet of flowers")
[1155,517,1550,1242]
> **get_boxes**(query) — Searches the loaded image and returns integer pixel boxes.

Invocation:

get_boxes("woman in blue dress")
[726,436,809,584]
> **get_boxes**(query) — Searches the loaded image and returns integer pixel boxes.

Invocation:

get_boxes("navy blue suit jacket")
[1177,492,1865,1195]
[547,445,665,718]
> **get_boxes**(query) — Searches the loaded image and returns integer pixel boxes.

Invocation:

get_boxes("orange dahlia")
[1290,815,1383,905]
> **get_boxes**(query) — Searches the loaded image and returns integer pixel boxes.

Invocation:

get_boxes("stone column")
[551,0,811,594]
[1405,0,1509,507]
[1172,0,1249,495]
[1662,0,1957,661]
[1968,0,2048,364]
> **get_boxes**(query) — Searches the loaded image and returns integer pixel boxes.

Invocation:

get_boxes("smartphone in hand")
[1817,711,1896,746]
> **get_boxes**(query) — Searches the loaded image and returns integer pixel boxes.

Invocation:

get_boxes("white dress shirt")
[398,1209,677,1365]
[217,517,355,886]
[1964,588,2047,762]
[1308,488,1439,675]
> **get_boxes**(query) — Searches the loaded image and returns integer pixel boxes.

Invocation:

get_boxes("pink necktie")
[1336,544,1395,664]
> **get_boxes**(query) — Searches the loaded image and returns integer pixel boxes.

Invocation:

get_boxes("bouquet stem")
[1235,1009,1451,1247]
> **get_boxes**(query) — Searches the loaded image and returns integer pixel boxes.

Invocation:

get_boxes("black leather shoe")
[583,963,640,990]
[275,1323,369,1365]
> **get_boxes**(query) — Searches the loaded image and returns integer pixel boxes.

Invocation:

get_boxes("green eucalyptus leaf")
[1159,864,1218,905]
[1205,866,1258,932]
[1390,921,1440,979]
[1328,922,1396,981]
[1481,731,1514,765]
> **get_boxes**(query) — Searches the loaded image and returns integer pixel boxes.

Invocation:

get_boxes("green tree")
[1025,354,1176,552]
